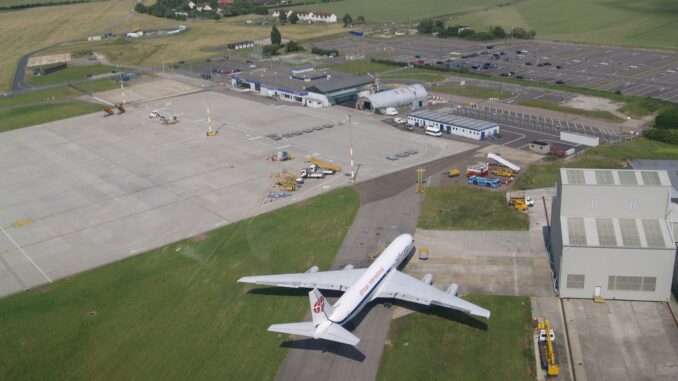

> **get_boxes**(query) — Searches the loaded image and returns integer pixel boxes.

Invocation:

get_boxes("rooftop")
[560,168,671,187]
[235,65,372,94]
[408,109,497,131]
[630,160,678,199]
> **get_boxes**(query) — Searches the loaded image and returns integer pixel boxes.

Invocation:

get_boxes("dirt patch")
[564,95,623,113]
[86,311,97,317]
[190,233,207,242]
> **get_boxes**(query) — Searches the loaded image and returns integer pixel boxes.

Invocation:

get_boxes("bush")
[654,107,678,130]
[263,44,280,56]
[644,128,678,145]
[285,41,303,53]
[311,47,339,57]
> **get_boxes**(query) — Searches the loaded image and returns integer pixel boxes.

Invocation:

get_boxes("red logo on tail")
[313,296,325,313]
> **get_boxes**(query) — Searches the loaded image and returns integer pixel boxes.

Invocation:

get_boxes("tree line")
[418,20,536,41]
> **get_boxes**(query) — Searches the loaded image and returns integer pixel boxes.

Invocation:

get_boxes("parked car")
[149,111,161,119]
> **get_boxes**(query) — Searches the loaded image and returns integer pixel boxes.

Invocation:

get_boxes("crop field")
[303,0,506,24]
[450,0,678,50]
[0,0,134,91]
[418,185,529,230]
[28,65,117,86]
[0,188,359,380]
[378,295,535,381]
[40,14,346,68]
[0,0,98,6]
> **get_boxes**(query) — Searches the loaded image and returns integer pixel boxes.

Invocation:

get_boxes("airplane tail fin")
[267,288,359,346]
[309,288,333,326]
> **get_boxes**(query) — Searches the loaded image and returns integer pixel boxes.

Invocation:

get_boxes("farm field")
[0,0,134,92]
[304,0,507,24]
[42,14,346,68]
[418,185,529,230]
[28,65,117,86]
[377,295,535,381]
[450,0,678,50]
[0,188,359,380]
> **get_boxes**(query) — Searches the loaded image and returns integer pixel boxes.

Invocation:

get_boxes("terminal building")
[406,110,499,140]
[231,67,374,108]
[550,168,676,302]
[355,84,428,113]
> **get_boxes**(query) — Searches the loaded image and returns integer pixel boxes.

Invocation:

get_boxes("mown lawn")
[0,102,102,132]
[433,84,513,100]
[513,137,678,190]
[0,86,79,108]
[0,188,359,380]
[418,185,529,230]
[28,65,117,86]
[329,60,400,75]
[518,99,623,122]
[378,295,535,381]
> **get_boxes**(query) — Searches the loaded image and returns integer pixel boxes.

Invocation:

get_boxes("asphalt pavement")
[275,149,478,381]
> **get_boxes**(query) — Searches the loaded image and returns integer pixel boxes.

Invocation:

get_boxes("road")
[275,149,477,381]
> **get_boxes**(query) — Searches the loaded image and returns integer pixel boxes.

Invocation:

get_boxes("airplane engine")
[446,284,459,296]
[343,264,354,270]
[305,266,319,273]
[421,274,433,285]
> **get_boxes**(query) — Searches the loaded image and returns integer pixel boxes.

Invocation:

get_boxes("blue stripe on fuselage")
[329,266,393,325]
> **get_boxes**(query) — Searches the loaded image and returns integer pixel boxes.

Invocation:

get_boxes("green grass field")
[513,137,678,190]
[28,65,117,86]
[77,78,121,92]
[0,86,79,108]
[518,99,623,122]
[378,295,535,381]
[0,188,359,380]
[0,0,97,6]
[432,84,513,100]
[451,0,678,50]
[381,69,448,83]
[418,185,529,230]
[304,0,506,24]
[0,102,102,132]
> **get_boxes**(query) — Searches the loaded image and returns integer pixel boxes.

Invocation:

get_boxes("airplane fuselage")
[327,234,414,325]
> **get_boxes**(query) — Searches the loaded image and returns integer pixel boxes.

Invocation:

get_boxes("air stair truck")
[487,153,520,173]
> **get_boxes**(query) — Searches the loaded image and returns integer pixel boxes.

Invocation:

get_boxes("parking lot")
[0,91,477,298]
[315,36,678,102]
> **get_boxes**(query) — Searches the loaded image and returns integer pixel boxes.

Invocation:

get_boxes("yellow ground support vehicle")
[447,169,461,177]
[491,167,514,177]
[510,198,528,211]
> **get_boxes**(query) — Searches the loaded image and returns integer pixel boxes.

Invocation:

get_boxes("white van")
[425,126,442,137]
[384,107,398,116]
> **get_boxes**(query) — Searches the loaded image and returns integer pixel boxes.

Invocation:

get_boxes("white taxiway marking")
[0,226,52,283]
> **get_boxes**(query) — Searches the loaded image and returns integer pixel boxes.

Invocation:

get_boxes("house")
[196,3,212,11]
[188,1,196,9]
[272,9,337,23]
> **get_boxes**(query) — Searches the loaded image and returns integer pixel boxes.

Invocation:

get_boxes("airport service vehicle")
[300,168,325,179]
[448,169,461,177]
[149,111,161,119]
[539,329,555,342]
[467,176,501,188]
[394,117,406,124]
[466,162,489,178]
[425,126,442,137]
[491,167,514,177]
[384,107,398,116]
[238,234,490,346]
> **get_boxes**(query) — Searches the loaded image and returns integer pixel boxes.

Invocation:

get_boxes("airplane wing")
[376,270,491,318]
[238,269,365,292]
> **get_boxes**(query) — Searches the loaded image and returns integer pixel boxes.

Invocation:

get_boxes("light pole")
[346,113,356,183]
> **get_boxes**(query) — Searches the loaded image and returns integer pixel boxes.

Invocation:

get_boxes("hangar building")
[406,110,499,141]
[356,84,428,112]
[550,168,676,302]
[231,68,373,108]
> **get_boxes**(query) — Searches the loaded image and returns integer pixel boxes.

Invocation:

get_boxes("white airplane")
[237,234,490,346]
